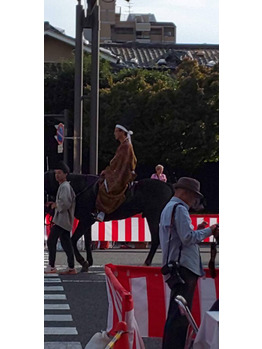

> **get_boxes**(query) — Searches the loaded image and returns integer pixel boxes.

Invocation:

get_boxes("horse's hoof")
[143,262,150,266]
[80,261,89,273]
[80,267,88,273]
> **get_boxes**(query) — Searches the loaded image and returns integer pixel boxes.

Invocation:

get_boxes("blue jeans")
[162,267,198,349]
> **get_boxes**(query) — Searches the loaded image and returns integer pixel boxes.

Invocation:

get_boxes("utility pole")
[89,0,100,175]
[63,109,69,165]
[73,0,84,174]
[73,0,100,174]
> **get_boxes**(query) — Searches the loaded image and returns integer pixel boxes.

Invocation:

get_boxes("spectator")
[45,161,77,275]
[151,164,167,182]
[159,177,219,349]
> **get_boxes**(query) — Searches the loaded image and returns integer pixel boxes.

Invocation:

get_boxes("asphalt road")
[44,246,218,348]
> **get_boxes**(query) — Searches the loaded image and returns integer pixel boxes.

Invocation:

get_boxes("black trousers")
[47,225,75,269]
[162,267,199,349]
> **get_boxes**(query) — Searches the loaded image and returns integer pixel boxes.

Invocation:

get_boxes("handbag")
[161,203,185,288]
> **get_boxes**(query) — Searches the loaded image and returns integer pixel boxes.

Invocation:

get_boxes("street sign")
[57,144,63,153]
[55,123,64,145]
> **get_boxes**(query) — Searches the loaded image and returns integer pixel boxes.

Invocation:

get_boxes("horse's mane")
[45,171,99,195]
[67,173,99,187]
[58,173,98,196]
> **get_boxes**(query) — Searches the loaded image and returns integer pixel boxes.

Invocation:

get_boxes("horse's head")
[44,171,59,217]
[44,170,59,197]
[191,197,206,212]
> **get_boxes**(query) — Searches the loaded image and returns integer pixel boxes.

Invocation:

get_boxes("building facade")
[84,0,176,44]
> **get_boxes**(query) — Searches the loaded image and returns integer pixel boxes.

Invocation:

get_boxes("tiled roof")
[44,21,65,35]
[44,22,218,69]
[100,42,219,69]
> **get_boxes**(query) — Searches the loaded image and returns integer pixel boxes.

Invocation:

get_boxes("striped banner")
[91,214,219,242]
[45,213,219,242]
[105,264,219,339]
[105,265,145,349]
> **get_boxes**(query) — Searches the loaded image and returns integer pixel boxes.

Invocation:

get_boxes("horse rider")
[95,124,137,222]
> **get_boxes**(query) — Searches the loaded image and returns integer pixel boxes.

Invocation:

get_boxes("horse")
[44,171,174,271]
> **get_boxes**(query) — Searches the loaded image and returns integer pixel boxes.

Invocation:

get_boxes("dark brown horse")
[44,171,174,271]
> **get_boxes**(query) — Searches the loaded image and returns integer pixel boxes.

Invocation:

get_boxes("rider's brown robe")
[96,138,137,214]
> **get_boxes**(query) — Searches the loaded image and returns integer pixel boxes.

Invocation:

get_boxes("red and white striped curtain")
[105,264,219,341]
[45,213,219,242]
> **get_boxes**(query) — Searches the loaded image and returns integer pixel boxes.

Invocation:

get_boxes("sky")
[44,0,219,44]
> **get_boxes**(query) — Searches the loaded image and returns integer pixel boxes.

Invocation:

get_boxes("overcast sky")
[44,0,219,44]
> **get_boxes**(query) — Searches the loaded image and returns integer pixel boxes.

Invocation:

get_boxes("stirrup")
[96,212,105,222]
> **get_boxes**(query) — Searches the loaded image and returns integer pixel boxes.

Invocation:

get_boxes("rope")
[105,330,127,348]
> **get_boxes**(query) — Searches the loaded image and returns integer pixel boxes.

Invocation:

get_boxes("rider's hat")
[115,124,133,143]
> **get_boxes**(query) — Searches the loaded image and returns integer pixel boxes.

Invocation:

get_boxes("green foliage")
[44,57,219,173]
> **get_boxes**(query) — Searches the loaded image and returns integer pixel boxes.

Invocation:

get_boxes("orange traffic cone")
[113,321,129,349]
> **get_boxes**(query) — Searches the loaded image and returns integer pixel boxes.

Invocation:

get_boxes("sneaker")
[96,211,105,222]
[44,266,58,274]
[59,268,77,275]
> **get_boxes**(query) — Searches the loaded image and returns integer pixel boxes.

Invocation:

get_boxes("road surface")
[44,246,218,348]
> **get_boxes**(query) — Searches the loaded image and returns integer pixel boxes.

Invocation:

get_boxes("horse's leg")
[71,220,90,272]
[84,226,93,268]
[144,216,160,266]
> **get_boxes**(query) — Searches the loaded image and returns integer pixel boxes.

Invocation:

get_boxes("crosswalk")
[44,251,65,272]
[44,271,83,349]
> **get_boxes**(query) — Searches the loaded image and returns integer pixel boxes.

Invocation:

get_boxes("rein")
[75,181,97,199]
[208,237,219,278]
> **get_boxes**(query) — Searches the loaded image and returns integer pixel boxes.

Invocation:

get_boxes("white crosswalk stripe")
[44,286,64,291]
[45,327,78,335]
[44,273,81,348]
[44,314,73,321]
[44,278,61,283]
[44,342,82,349]
[45,294,67,300]
[44,304,70,310]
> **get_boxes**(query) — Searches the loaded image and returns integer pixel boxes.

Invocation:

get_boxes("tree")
[44,57,219,175]
[96,61,218,172]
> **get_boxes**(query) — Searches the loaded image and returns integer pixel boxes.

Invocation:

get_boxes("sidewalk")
[44,246,218,268]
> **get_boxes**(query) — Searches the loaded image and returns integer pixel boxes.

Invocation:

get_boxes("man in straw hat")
[95,124,137,222]
[159,177,219,349]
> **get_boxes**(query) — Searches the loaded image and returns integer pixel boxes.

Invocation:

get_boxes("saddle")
[91,179,138,220]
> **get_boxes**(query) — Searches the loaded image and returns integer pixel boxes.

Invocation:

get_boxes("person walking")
[45,161,77,275]
[159,177,219,349]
